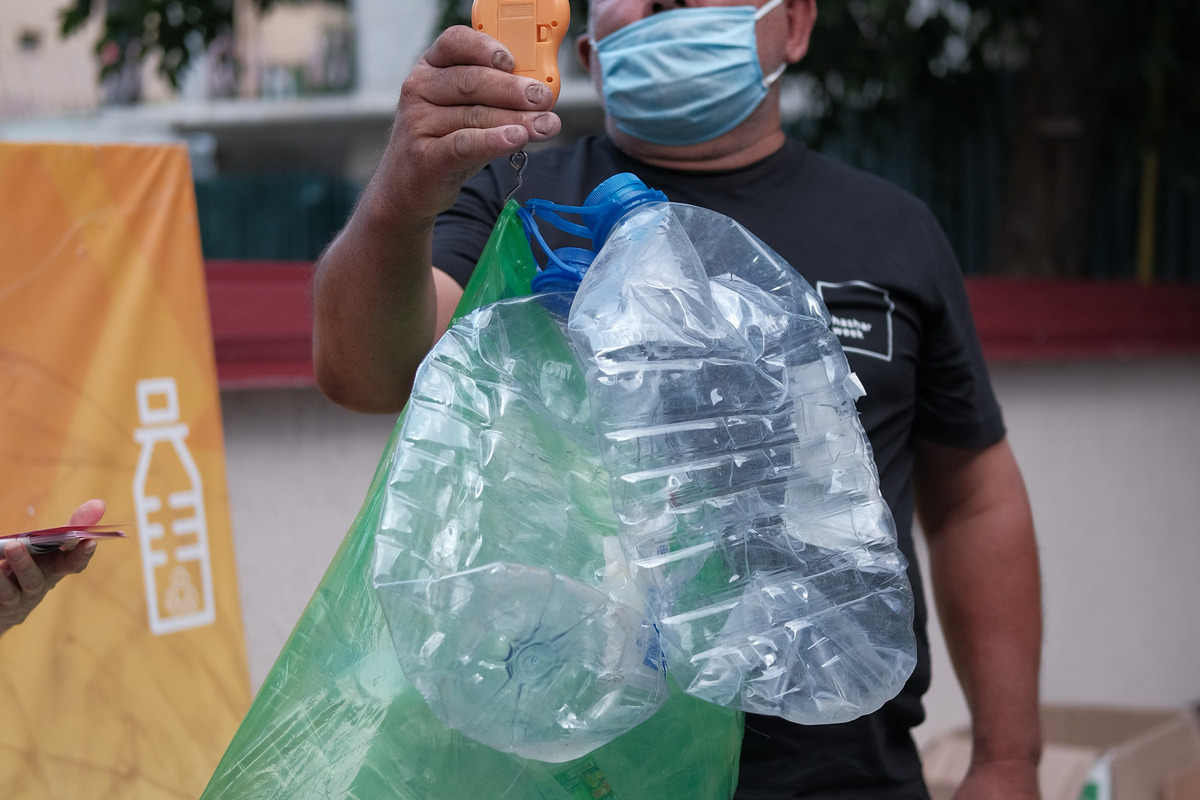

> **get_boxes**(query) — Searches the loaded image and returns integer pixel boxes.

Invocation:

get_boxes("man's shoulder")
[749,142,959,284]
[797,145,932,220]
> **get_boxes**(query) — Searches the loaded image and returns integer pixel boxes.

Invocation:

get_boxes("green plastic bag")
[201,202,743,800]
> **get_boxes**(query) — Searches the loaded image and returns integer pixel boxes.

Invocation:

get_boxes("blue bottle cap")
[519,173,667,292]
[531,246,595,293]
[583,173,669,246]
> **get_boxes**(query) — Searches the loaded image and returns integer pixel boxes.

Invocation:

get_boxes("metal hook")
[503,149,529,204]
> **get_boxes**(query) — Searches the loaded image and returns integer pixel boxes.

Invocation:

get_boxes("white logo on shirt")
[816,280,895,362]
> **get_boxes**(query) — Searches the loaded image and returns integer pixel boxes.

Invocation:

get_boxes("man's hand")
[0,499,105,634]
[953,756,1040,800]
[313,25,560,413]
[379,25,561,224]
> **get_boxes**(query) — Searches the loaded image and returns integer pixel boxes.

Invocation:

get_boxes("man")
[312,1,1043,798]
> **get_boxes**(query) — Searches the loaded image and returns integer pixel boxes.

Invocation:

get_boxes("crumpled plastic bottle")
[561,175,918,724]
[372,292,668,763]
[373,171,917,767]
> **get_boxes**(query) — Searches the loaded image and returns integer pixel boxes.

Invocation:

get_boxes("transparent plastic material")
[373,293,668,762]
[201,202,743,800]
[568,201,918,724]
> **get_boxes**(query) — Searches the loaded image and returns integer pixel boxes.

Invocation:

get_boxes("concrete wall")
[220,355,1200,744]
[351,0,437,97]
[915,355,1200,744]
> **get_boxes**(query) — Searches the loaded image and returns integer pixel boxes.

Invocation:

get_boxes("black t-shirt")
[433,135,1005,800]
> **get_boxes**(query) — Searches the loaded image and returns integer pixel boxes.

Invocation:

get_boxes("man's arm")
[914,436,1043,800]
[312,26,561,413]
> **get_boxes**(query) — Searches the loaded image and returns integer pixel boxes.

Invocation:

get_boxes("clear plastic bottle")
[373,292,667,762]
[564,175,917,724]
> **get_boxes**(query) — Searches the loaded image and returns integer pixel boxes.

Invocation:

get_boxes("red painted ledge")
[204,261,1200,390]
[206,259,316,389]
[965,277,1200,362]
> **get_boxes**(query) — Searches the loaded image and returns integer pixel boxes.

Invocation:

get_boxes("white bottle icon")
[133,378,216,635]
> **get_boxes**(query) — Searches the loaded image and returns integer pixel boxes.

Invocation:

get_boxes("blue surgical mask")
[595,0,787,146]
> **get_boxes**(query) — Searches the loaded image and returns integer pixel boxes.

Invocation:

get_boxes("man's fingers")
[350,24,562,225]
[423,25,514,73]
[407,63,553,118]
[434,65,553,110]
[0,550,19,604]
[402,105,560,185]
[68,498,106,527]
[446,104,556,138]
[4,542,46,594]
[466,125,524,158]
[397,62,557,181]
[59,539,97,576]
[406,29,554,116]
[415,104,560,144]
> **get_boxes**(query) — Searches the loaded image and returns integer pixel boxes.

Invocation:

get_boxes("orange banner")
[0,143,250,798]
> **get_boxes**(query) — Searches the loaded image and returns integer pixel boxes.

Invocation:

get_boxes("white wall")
[913,355,1200,745]
[220,356,1200,742]
[220,388,396,682]
[352,0,438,97]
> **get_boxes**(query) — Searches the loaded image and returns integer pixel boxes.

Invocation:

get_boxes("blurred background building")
[0,0,603,259]
[4,0,1197,280]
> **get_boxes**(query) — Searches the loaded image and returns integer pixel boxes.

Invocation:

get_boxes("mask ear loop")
[754,0,786,20]
[762,61,787,87]
[756,0,788,87]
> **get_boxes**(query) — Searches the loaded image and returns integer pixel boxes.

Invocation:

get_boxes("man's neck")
[604,103,789,172]
[613,127,788,172]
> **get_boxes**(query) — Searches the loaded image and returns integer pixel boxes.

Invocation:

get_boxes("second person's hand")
[0,499,106,635]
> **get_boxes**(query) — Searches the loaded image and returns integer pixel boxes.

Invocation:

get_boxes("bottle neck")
[519,173,668,292]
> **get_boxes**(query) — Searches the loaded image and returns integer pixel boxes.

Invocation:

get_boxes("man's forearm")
[916,438,1043,768]
[929,508,1042,764]
[312,181,443,414]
